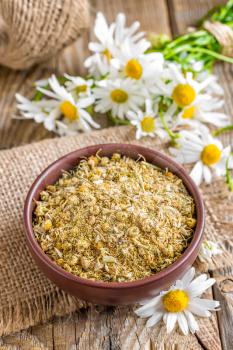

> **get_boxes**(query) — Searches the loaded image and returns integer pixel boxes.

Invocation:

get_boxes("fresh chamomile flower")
[169,125,232,185]
[199,240,222,262]
[127,99,167,140]
[94,78,145,119]
[64,74,93,98]
[110,43,164,87]
[15,93,58,131]
[157,63,219,109]
[36,75,99,132]
[135,267,219,335]
[84,12,150,78]
[84,12,114,78]
[86,12,115,60]
[175,95,230,128]
[55,111,99,135]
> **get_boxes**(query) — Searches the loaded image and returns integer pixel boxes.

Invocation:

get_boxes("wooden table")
[0,0,233,349]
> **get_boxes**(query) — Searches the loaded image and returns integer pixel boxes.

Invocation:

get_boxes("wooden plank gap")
[165,0,179,36]
[195,333,210,350]
[212,282,233,350]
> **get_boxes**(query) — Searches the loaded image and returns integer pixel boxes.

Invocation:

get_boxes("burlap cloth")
[0,0,89,69]
[0,125,232,336]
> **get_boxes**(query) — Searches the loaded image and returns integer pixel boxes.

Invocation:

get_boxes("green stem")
[159,113,179,144]
[188,47,233,64]
[225,152,233,191]
[213,124,233,136]
[107,112,130,126]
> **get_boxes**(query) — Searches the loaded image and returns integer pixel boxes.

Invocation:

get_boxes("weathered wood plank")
[90,0,171,35]
[0,66,55,149]
[168,0,226,35]
[212,266,233,350]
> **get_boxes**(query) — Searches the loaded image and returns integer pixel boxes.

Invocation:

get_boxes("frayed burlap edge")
[0,289,86,336]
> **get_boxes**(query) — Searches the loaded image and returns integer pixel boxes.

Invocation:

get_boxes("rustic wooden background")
[0,0,233,349]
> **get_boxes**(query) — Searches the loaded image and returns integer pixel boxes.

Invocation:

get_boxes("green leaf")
[225,153,233,191]
[33,84,50,101]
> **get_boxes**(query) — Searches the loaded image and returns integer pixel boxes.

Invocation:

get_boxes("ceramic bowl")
[24,143,205,305]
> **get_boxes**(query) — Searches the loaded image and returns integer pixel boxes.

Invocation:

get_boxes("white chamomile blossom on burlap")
[135,267,219,335]
[127,99,167,140]
[64,74,93,98]
[15,94,58,131]
[169,125,232,185]
[94,78,145,119]
[174,95,230,128]
[199,240,222,262]
[36,75,99,133]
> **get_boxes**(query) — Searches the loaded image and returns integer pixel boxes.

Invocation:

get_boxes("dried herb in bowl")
[33,153,196,282]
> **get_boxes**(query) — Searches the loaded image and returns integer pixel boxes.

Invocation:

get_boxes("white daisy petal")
[166,313,177,333]
[188,301,212,317]
[181,267,196,288]
[192,298,220,310]
[184,310,199,333]
[177,312,189,335]
[203,165,212,184]
[146,312,163,327]
[135,295,162,316]
[187,277,216,297]
[190,161,203,186]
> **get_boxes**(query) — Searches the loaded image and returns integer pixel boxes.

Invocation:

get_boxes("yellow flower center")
[125,59,143,80]
[103,49,112,62]
[76,84,87,94]
[111,89,128,103]
[140,116,155,133]
[163,290,189,313]
[201,144,221,165]
[182,106,196,119]
[172,84,196,107]
[60,100,79,121]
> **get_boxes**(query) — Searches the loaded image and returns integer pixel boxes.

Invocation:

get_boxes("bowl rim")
[24,143,205,290]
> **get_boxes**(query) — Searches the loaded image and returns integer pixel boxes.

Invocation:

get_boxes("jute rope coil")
[0,0,89,70]
[203,20,233,57]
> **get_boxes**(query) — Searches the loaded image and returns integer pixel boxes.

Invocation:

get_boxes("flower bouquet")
[16,1,233,189]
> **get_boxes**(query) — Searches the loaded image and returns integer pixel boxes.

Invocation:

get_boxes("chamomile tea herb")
[33,153,196,282]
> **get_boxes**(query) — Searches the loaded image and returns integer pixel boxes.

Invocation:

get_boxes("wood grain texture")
[213,266,233,350]
[0,0,232,349]
[168,0,226,34]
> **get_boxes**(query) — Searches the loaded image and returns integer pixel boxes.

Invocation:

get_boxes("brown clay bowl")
[24,143,205,305]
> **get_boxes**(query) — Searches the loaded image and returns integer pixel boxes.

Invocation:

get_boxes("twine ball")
[0,0,89,69]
